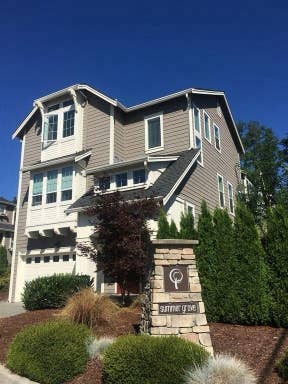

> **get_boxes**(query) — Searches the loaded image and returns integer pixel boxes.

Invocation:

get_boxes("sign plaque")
[158,301,199,315]
[163,265,189,292]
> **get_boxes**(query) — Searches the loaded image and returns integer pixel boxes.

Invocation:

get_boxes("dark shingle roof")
[0,223,14,232]
[67,149,199,212]
[0,197,16,207]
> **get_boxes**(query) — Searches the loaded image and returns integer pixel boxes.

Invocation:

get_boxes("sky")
[0,0,287,200]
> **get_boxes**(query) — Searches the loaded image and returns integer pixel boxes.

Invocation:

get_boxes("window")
[116,173,128,188]
[203,112,211,142]
[193,106,203,165]
[61,166,73,201]
[72,254,76,261]
[63,254,69,262]
[46,170,58,204]
[43,115,58,141]
[26,257,32,264]
[217,174,225,208]
[53,255,59,262]
[227,182,234,214]
[35,257,41,263]
[44,256,50,263]
[193,107,200,133]
[185,202,195,217]
[99,176,110,190]
[32,173,43,206]
[145,114,163,152]
[63,110,75,138]
[133,169,146,184]
[214,124,221,151]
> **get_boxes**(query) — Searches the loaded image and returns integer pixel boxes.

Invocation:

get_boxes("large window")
[217,174,225,208]
[99,176,111,190]
[43,115,58,141]
[32,173,43,206]
[214,124,221,151]
[61,166,73,201]
[203,111,211,142]
[193,106,203,165]
[227,182,234,214]
[63,110,75,138]
[116,173,128,188]
[145,113,163,152]
[133,169,146,184]
[46,170,58,204]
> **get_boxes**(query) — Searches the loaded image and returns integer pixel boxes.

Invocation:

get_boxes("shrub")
[169,219,179,238]
[0,246,8,275]
[7,320,92,384]
[60,288,119,328]
[102,335,209,384]
[276,348,288,379]
[157,208,170,238]
[186,354,257,384]
[179,211,198,240]
[0,270,10,290]
[22,274,93,310]
[87,337,115,359]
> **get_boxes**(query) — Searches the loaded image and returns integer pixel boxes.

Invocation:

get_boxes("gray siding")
[22,111,42,168]
[114,108,125,162]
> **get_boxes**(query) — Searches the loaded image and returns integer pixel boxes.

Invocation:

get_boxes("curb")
[0,365,39,384]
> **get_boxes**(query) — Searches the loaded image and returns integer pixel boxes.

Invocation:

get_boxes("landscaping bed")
[1,309,288,383]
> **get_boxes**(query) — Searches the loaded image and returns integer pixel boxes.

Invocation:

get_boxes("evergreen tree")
[234,202,269,324]
[179,211,198,240]
[157,209,170,239]
[264,205,288,327]
[169,220,179,239]
[0,246,8,275]
[195,201,218,321]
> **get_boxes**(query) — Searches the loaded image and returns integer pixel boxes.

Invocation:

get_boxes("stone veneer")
[141,239,213,355]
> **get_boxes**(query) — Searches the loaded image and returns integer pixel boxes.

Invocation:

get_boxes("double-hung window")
[217,174,225,208]
[214,124,221,151]
[227,182,234,214]
[32,173,43,206]
[46,170,58,204]
[133,169,146,184]
[203,111,211,142]
[145,113,163,152]
[193,106,203,164]
[61,166,73,201]
[63,110,75,137]
[116,173,127,188]
[99,176,111,190]
[43,114,58,141]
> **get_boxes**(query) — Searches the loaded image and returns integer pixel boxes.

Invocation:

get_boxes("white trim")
[213,123,221,153]
[193,105,203,166]
[86,157,146,175]
[227,181,235,215]
[147,155,179,162]
[109,105,115,164]
[19,247,76,256]
[185,201,195,218]
[217,173,225,208]
[12,106,38,139]
[74,150,91,163]
[144,112,164,154]
[163,150,200,205]
[188,94,194,149]
[203,110,211,143]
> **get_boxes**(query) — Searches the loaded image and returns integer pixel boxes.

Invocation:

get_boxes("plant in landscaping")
[186,354,257,384]
[0,245,8,275]
[179,210,198,240]
[102,335,209,384]
[60,288,119,328]
[169,219,179,238]
[7,320,92,384]
[276,348,288,379]
[22,274,93,310]
[157,208,170,239]
[86,337,115,359]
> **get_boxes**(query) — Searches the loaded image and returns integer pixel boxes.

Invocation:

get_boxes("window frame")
[214,124,221,152]
[193,105,203,166]
[203,111,211,143]
[32,173,44,206]
[61,166,73,202]
[217,173,225,208]
[185,202,195,218]
[227,182,235,215]
[144,112,164,154]
[115,172,128,188]
[133,168,146,185]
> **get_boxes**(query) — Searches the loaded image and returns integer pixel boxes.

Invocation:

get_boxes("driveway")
[0,302,26,318]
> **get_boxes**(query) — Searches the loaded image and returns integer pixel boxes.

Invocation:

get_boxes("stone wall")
[141,239,213,354]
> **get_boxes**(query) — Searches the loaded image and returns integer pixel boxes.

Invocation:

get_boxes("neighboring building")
[9,84,244,302]
[0,197,16,263]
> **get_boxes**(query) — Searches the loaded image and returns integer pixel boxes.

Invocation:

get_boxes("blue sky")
[0,0,287,199]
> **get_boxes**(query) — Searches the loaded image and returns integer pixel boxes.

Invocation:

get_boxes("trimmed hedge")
[7,320,92,384]
[276,349,288,380]
[22,274,93,310]
[102,335,209,384]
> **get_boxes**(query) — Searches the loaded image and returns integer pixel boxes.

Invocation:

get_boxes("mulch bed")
[1,309,288,383]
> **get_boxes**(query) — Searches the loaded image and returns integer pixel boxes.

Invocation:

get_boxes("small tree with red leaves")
[78,191,159,304]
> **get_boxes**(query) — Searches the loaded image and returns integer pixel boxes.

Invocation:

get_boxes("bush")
[276,349,288,379]
[22,274,93,310]
[87,337,115,359]
[186,354,257,384]
[179,211,198,240]
[0,270,10,290]
[7,320,92,384]
[0,246,8,275]
[102,335,209,384]
[169,219,179,238]
[157,208,170,239]
[60,288,119,328]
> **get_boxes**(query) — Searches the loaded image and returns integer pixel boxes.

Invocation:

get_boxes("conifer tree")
[0,246,8,276]
[265,205,288,327]
[179,211,198,240]
[157,209,170,239]
[169,220,179,239]
[234,202,269,324]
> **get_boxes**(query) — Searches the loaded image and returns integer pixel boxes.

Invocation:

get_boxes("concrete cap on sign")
[152,239,199,246]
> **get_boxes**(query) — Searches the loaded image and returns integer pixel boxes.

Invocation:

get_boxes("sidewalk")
[0,365,38,384]
[0,302,26,318]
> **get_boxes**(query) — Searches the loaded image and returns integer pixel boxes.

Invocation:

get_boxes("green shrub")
[7,320,92,384]
[169,219,179,238]
[22,274,93,310]
[157,209,170,239]
[179,211,198,240]
[102,335,209,384]
[0,270,10,290]
[276,349,288,379]
[0,246,8,275]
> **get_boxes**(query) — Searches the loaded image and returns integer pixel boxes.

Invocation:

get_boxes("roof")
[0,222,14,232]
[0,197,16,207]
[12,84,244,153]
[67,148,199,212]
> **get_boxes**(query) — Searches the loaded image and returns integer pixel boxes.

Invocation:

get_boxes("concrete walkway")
[0,302,26,318]
[0,365,38,383]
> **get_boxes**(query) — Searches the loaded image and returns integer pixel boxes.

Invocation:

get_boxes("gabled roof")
[0,197,16,207]
[12,83,244,153]
[67,149,199,213]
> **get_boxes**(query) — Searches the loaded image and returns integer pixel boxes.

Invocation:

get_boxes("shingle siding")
[114,108,125,162]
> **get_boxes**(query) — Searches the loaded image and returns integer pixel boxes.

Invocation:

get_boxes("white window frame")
[214,124,221,152]
[144,112,164,154]
[193,105,203,166]
[227,182,235,215]
[203,111,211,143]
[217,173,225,208]
[185,201,195,218]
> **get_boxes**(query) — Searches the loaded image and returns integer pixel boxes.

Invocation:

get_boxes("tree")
[233,202,269,324]
[264,205,288,327]
[179,211,198,240]
[277,135,288,209]
[78,192,158,304]
[169,219,179,239]
[157,209,170,239]
[0,246,8,275]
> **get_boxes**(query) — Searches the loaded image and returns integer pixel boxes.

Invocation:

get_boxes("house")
[0,197,15,264]
[9,84,244,302]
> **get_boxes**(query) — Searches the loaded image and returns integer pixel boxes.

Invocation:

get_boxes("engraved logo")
[169,268,183,290]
